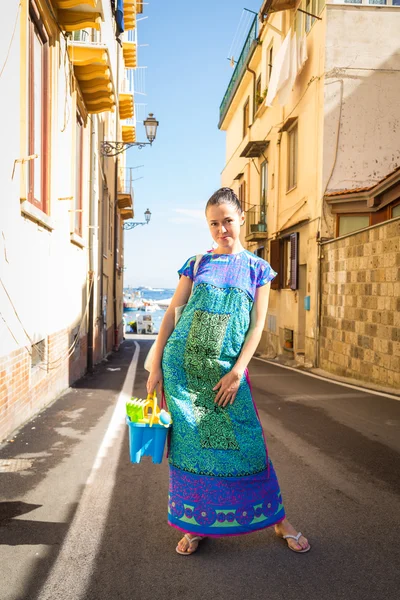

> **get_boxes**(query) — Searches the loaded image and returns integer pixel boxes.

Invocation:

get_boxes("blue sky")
[123,0,260,288]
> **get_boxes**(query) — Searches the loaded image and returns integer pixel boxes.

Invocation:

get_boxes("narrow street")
[1,337,400,600]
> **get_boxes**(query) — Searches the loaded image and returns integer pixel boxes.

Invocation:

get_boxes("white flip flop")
[282,531,311,553]
[176,534,206,556]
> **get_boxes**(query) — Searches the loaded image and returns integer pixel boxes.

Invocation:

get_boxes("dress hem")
[168,514,285,538]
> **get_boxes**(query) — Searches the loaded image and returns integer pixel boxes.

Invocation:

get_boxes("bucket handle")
[148,390,157,427]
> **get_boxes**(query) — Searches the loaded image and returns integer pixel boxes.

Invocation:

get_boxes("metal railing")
[118,168,135,197]
[219,15,258,125]
[71,28,102,44]
[245,204,267,238]
[121,69,135,94]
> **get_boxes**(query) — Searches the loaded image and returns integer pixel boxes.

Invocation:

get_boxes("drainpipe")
[87,117,96,372]
[314,228,322,368]
[246,65,257,123]
[113,44,121,351]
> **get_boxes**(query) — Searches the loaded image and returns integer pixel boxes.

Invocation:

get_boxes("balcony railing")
[72,28,102,44]
[245,204,267,240]
[219,15,258,127]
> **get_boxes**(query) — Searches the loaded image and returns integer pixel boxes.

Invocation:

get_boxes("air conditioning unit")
[250,223,266,233]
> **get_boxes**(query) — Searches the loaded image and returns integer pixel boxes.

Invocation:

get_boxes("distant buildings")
[0,0,144,441]
[219,1,400,390]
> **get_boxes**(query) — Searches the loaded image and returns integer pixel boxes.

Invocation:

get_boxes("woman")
[147,188,310,556]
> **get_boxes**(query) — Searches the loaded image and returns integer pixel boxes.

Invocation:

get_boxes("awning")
[68,43,115,114]
[119,92,134,120]
[53,0,104,32]
[123,0,137,30]
[122,41,137,68]
[260,0,297,18]
[240,141,269,158]
[122,125,136,143]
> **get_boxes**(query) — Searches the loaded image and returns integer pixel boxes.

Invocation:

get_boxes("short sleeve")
[257,260,277,288]
[178,256,196,280]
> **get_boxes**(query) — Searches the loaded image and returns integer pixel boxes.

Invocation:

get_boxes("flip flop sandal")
[281,532,311,554]
[176,534,206,556]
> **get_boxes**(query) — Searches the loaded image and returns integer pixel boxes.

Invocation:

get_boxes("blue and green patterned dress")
[162,250,285,537]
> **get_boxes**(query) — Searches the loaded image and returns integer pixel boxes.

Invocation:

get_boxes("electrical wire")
[0,1,21,81]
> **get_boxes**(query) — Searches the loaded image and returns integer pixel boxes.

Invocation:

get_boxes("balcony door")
[260,161,267,224]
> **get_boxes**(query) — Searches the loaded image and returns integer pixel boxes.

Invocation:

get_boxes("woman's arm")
[146,274,193,395]
[213,282,271,406]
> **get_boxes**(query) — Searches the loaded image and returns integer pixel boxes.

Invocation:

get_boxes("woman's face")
[206,203,245,251]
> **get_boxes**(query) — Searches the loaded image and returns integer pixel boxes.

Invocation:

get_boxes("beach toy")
[126,392,172,464]
[159,409,172,426]
[126,398,147,423]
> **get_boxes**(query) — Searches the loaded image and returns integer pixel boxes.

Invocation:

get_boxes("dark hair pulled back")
[205,187,242,215]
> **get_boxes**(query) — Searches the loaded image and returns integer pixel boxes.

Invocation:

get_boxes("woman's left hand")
[213,369,243,407]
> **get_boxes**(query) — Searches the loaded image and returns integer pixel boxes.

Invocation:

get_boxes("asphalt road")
[1,337,400,600]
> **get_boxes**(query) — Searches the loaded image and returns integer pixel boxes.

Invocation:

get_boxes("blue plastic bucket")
[126,416,169,464]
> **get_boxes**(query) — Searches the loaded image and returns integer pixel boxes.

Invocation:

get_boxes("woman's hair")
[206,187,242,215]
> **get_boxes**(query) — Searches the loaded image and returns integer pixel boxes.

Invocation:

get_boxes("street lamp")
[101,113,159,157]
[123,208,152,230]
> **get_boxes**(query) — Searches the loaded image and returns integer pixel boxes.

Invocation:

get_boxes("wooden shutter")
[270,239,281,290]
[290,232,299,290]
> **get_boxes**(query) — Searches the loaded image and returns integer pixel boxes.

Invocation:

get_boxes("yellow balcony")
[53,1,103,32]
[122,41,137,68]
[123,0,136,30]
[68,42,115,114]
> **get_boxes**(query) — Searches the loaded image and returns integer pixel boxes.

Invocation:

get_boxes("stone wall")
[320,218,400,390]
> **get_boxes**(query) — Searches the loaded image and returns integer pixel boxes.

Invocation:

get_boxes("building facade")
[0,0,143,442]
[219,0,400,389]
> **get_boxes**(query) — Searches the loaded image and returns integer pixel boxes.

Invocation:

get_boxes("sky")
[123,0,260,288]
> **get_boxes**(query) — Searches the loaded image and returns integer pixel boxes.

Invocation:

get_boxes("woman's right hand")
[147,366,163,396]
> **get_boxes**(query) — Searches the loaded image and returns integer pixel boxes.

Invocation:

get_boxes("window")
[260,161,268,224]
[28,1,50,213]
[31,339,46,369]
[283,238,291,288]
[338,214,370,237]
[256,246,264,259]
[238,180,246,210]
[103,191,109,257]
[270,233,299,290]
[74,114,84,236]
[243,98,250,138]
[287,122,298,191]
[116,214,121,269]
[305,0,312,32]
[255,75,262,111]
[392,203,400,218]
[268,46,273,83]
[295,8,303,37]
[109,200,113,253]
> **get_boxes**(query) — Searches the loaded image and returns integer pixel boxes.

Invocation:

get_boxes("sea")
[123,287,176,333]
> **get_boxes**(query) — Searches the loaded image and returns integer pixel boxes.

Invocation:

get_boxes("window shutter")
[290,232,299,290]
[270,239,281,290]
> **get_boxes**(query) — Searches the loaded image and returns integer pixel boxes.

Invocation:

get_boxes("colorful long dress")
[162,250,285,537]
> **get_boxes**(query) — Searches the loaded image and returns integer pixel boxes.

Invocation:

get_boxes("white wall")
[323,5,400,193]
[0,1,90,359]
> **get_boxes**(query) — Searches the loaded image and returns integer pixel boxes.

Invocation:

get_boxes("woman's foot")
[176,533,206,556]
[275,519,310,553]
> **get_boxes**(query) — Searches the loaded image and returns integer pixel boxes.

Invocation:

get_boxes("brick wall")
[0,329,88,443]
[320,219,400,390]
